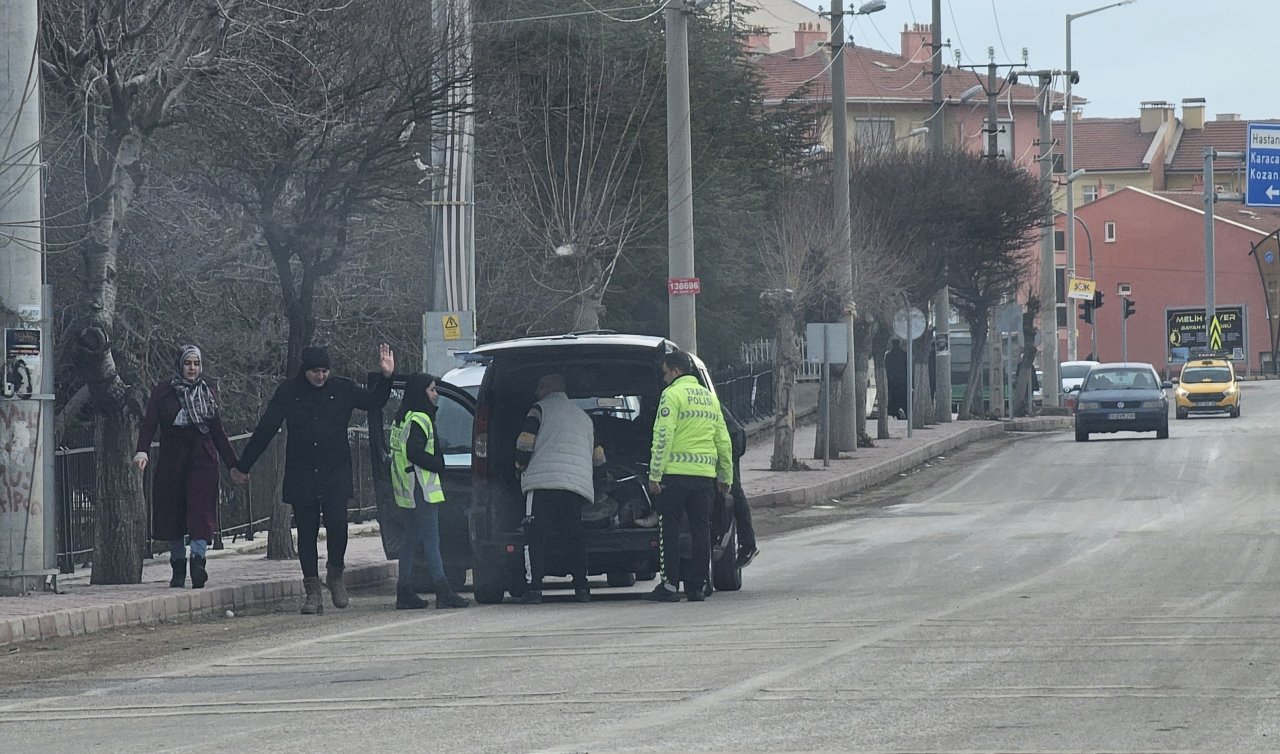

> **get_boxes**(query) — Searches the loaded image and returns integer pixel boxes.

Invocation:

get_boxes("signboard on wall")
[1165,306,1246,362]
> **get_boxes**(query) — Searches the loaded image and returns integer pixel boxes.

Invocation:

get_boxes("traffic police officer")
[645,350,733,602]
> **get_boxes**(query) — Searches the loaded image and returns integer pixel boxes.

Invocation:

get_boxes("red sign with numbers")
[667,277,701,296]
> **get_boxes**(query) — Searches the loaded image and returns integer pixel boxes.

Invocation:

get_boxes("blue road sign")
[1247,123,1280,207]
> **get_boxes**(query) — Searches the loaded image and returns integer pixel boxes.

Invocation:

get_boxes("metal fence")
[714,367,775,424]
[740,337,822,381]
[54,428,380,573]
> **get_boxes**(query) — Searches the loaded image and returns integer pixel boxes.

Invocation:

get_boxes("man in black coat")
[721,406,758,568]
[233,344,393,614]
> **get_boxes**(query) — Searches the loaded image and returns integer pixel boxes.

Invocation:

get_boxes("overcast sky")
[794,0,1277,120]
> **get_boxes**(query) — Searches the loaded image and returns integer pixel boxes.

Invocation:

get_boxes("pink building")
[1055,187,1280,375]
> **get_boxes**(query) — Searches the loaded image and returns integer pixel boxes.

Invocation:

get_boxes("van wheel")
[606,572,636,588]
[1230,406,1240,418]
[1156,422,1169,439]
[635,571,657,582]
[1075,426,1089,442]
[712,528,743,592]
[472,566,505,604]
[1176,408,1188,420]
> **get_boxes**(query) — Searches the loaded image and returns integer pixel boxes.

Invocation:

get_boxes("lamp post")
[1065,0,1135,360]
[830,0,886,452]
[1074,214,1096,357]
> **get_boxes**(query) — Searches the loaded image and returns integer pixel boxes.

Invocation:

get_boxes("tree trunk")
[89,410,146,584]
[770,315,798,471]
[959,317,990,420]
[911,333,932,429]
[265,423,297,561]
[1012,306,1038,417]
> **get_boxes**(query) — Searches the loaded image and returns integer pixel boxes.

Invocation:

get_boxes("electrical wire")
[990,0,1012,62]
[945,0,971,64]
[580,0,666,24]
[475,3,656,25]
[758,53,839,88]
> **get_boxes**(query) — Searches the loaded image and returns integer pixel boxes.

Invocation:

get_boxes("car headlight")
[1078,401,1100,410]
[1175,387,1189,397]
[1141,401,1165,408]
[1224,385,1238,394]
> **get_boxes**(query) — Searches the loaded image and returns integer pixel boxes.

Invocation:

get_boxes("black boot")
[433,579,470,609]
[189,555,208,589]
[169,558,186,588]
[396,583,428,609]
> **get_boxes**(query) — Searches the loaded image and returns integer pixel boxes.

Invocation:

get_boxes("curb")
[0,561,397,647]
[751,418,1069,508]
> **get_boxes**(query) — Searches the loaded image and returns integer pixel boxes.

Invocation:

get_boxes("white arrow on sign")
[1268,185,1280,200]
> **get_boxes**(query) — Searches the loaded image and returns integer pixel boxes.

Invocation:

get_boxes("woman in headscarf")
[389,373,469,609]
[134,344,239,589]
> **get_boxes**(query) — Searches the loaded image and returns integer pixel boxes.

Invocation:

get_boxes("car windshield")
[1181,367,1231,383]
[1061,364,1094,379]
[1084,368,1158,390]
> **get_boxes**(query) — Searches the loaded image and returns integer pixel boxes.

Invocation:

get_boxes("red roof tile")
[1050,118,1153,172]
[1167,120,1280,173]
[754,43,1052,108]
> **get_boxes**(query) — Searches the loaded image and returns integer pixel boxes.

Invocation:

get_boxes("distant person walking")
[134,345,240,589]
[233,344,393,615]
[389,372,469,610]
[645,351,733,602]
[885,340,908,419]
[515,373,605,604]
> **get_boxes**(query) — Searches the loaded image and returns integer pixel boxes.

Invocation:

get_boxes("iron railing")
[54,428,380,574]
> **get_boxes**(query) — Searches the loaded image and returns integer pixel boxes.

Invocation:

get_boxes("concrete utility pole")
[928,0,952,423]
[829,0,856,451]
[0,0,55,596]
[1026,70,1059,407]
[666,1,697,353]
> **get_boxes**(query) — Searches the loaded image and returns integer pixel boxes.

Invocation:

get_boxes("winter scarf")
[171,344,218,433]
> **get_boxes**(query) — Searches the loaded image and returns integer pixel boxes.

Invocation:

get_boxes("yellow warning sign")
[442,314,461,341]
[1209,315,1223,351]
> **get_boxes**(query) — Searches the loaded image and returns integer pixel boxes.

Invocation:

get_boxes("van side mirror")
[1161,381,1173,390]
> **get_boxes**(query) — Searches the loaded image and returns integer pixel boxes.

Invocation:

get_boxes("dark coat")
[136,382,238,541]
[236,374,390,505]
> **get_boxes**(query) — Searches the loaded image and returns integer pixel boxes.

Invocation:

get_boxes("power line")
[475,3,657,26]
[990,0,1012,62]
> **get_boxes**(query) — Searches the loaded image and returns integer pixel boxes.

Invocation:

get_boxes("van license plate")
[1107,412,1136,420]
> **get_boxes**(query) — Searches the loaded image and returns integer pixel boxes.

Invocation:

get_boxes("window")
[1104,221,1117,243]
[854,118,894,151]
[982,119,1014,160]
[1052,153,1064,173]
[1054,230,1065,251]
[1081,185,1099,204]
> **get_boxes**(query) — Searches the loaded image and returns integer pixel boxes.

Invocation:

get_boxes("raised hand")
[132,452,148,472]
[378,342,395,377]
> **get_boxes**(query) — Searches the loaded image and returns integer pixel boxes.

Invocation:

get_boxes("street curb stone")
[0,561,396,648]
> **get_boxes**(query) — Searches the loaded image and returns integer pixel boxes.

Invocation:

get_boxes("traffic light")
[1093,290,1104,310]
[1079,300,1094,325]
[1123,297,1136,319]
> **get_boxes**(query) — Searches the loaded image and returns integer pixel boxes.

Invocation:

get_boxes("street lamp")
[1065,0,1136,360]
[830,0,886,451]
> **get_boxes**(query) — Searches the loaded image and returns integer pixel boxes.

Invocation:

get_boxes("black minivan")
[466,333,743,603]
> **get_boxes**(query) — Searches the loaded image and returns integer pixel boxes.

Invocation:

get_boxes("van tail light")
[472,400,489,481]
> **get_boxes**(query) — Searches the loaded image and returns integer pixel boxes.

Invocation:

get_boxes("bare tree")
[1011,292,1041,417]
[758,178,842,471]
[41,1,237,583]
[496,34,659,333]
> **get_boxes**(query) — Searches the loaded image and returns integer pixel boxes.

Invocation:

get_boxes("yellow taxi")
[1173,358,1240,419]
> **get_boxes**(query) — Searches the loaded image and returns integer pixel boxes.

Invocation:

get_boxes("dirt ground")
[0,434,1016,691]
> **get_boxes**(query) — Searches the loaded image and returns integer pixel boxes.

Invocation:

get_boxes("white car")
[1059,360,1100,395]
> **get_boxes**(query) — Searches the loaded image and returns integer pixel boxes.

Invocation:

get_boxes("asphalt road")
[2,382,1278,752]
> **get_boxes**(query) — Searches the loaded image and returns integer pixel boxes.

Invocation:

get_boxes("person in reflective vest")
[390,373,469,610]
[644,350,733,602]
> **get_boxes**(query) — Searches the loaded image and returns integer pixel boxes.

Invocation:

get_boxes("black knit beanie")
[300,346,331,371]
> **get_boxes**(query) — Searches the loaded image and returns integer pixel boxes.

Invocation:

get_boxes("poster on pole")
[3,328,41,399]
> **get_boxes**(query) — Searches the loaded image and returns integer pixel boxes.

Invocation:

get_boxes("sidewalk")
[0,414,1070,648]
